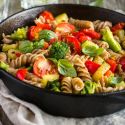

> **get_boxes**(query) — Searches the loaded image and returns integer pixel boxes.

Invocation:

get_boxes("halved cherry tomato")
[33,57,51,78]
[79,35,91,43]
[36,23,52,30]
[111,22,125,32]
[16,68,27,80]
[119,56,125,71]
[39,10,54,22]
[72,31,91,43]
[106,59,117,72]
[81,29,101,39]
[85,60,100,74]
[72,31,85,38]
[66,36,81,54]
[55,22,75,35]
[27,26,43,41]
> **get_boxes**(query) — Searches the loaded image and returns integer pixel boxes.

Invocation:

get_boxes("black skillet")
[1,4,125,118]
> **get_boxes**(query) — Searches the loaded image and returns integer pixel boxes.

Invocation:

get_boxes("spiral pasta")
[32,49,49,56]
[75,57,92,82]
[92,40,109,49]
[2,33,13,44]
[0,52,7,62]
[9,53,43,68]
[69,17,94,30]
[101,49,111,60]
[61,77,72,93]
[114,35,121,43]
[93,20,112,32]
[107,49,122,60]
[71,77,84,93]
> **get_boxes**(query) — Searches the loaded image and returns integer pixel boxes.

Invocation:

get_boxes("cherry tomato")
[39,10,54,22]
[119,56,125,71]
[55,22,75,35]
[66,36,81,54]
[111,22,125,32]
[27,26,43,41]
[81,29,101,39]
[72,31,91,43]
[79,35,91,43]
[72,31,85,38]
[16,68,27,80]
[33,57,51,78]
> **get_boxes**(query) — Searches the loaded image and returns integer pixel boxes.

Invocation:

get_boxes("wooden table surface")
[0,0,125,125]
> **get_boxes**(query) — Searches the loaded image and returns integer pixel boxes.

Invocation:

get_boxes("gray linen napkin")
[1,10,125,125]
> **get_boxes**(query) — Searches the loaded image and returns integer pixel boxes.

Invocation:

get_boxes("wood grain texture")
[1,0,125,125]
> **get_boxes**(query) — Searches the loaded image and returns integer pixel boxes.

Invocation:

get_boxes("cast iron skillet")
[1,4,125,118]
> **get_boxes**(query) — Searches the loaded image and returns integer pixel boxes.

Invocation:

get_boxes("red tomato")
[81,29,101,39]
[55,22,75,35]
[72,31,91,43]
[119,56,125,71]
[27,26,43,41]
[72,31,85,38]
[85,60,100,74]
[16,68,27,80]
[106,59,117,72]
[79,35,91,43]
[66,36,81,54]
[39,10,54,22]
[111,22,125,32]
[33,57,51,78]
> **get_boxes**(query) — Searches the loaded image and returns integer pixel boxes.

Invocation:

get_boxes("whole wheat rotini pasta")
[92,40,109,49]
[93,20,112,32]
[69,17,94,30]
[71,77,84,93]
[61,77,72,93]
[74,57,92,82]
[9,53,43,68]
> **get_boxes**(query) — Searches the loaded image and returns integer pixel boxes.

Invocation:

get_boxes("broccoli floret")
[11,27,28,40]
[46,80,60,92]
[49,41,69,60]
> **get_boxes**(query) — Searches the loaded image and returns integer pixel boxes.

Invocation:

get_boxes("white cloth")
[1,79,125,125]
[1,9,125,125]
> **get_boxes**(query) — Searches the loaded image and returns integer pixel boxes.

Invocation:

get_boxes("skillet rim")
[0,4,125,97]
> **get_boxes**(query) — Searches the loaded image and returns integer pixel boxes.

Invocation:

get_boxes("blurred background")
[0,0,125,22]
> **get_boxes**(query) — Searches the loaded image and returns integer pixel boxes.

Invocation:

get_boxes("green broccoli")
[19,40,33,53]
[11,27,28,40]
[39,30,57,41]
[33,39,45,49]
[81,81,97,94]
[49,41,69,60]
[46,80,60,92]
